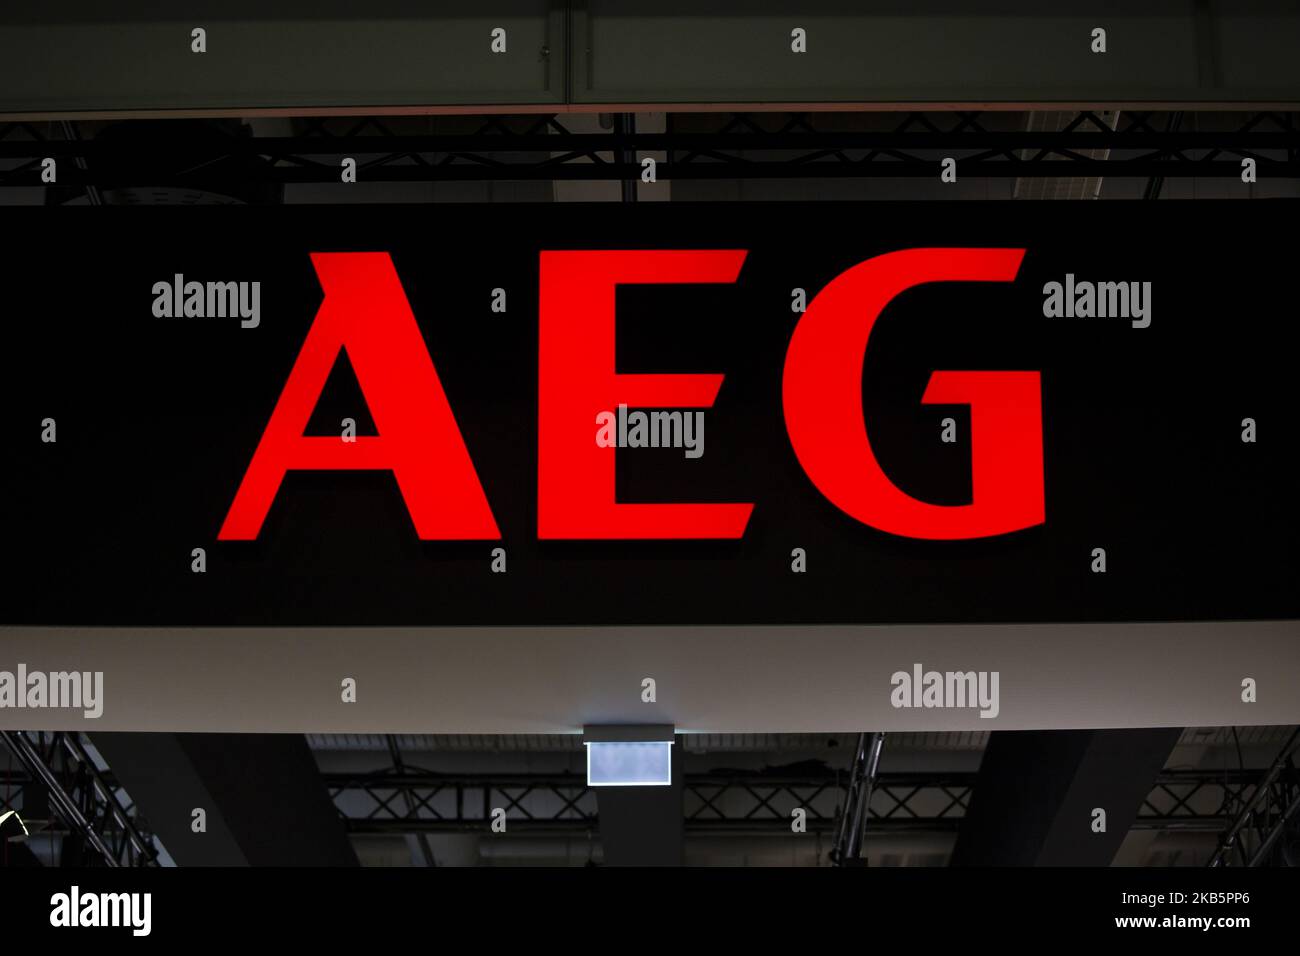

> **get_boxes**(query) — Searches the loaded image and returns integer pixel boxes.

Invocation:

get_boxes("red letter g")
[782,248,1043,540]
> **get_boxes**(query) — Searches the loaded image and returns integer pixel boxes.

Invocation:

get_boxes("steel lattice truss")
[325,767,1285,837]
[1208,729,1300,866]
[0,111,1297,191]
[3,735,1294,862]
[0,731,161,867]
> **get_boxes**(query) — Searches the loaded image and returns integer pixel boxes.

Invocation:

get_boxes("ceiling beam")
[3,2,1298,118]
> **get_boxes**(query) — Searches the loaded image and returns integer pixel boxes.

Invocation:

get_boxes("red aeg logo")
[218,248,1043,542]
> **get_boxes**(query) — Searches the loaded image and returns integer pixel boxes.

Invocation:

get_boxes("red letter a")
[219,252,499,540]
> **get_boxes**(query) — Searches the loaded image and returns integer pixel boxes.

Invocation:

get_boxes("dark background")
[3,201,1295,625]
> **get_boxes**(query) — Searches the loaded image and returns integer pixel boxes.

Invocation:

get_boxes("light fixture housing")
[582,725,675,787]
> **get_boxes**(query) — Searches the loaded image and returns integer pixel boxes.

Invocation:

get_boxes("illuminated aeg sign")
[218,248,1044,542]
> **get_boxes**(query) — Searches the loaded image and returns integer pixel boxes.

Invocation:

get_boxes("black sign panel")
[3,202,1295,626]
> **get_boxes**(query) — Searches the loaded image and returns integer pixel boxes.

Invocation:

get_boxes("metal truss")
[1208,728,1300,867]
[830,731,885,865]
[0,731,161,867]
[0,111,1297,191]
[325,765,1282,841]
[3,731,1293,864]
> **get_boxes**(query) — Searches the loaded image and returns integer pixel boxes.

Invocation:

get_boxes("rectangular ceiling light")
[585,740,674,787]
[582,726,676,787]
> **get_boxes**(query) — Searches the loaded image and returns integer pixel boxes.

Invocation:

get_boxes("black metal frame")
[4,731,1295,865]
[830,731,885,864]
[0,111,1296,190]
[324,766,1284,839]
[0,731,160,867]
[1208,728,1300,867]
